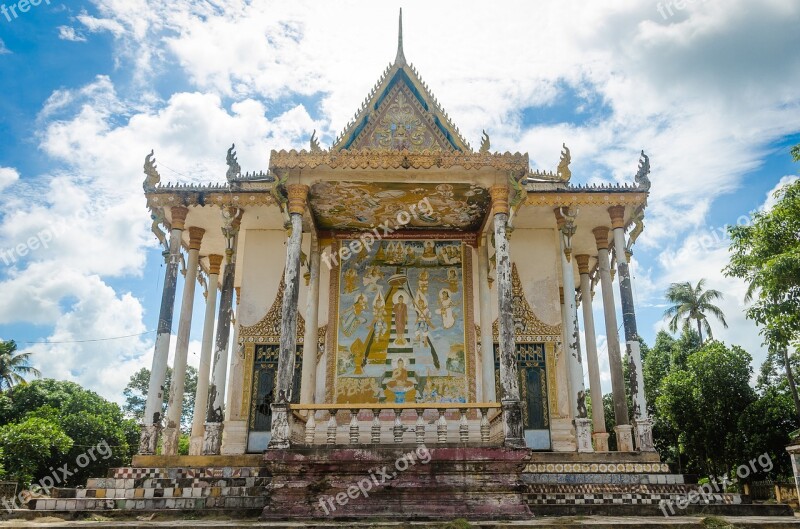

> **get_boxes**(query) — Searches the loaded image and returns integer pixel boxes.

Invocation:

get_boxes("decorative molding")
[525,192,647,208]
[268,149,529,172]
[489,263,562,342]
[463,244,476,403]
[238,272,306,345]
[146,191,276,209]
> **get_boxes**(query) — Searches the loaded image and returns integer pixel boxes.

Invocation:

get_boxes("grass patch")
[702,516,739,529]
[441,520,473,529]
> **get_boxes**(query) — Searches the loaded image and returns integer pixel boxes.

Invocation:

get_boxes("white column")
[478,235,496,402]
[593,226,634,452]
[576,254,609,451]
[555,208,592,453]
[203,208,241,455]
[163,227,204,455]
[189,253,222,456]
[300,234,321,405]
[489,184,524,448]
[269,185,309,449]
[609,206,654,452]
[139,206,187,455]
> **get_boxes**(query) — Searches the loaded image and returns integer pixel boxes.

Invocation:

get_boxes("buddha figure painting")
[333,239,468,404]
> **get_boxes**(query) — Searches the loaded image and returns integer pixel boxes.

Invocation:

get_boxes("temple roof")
[331,9,472,153]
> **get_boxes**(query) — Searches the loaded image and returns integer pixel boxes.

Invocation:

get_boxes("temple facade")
[137,15,655,462]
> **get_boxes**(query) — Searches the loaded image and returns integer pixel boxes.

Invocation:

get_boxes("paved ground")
[1,515,800,528]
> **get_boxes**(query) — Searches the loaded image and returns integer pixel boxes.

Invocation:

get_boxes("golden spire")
[395,8,406,65]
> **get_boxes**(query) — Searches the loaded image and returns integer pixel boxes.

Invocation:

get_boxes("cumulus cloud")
[58,26,88,42]
[0,167,19,191]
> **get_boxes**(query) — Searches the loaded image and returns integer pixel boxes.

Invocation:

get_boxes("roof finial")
[395,8,406,65]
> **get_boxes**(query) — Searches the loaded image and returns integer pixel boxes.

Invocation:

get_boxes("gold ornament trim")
[525,192,647,209]
[489,263,562,342]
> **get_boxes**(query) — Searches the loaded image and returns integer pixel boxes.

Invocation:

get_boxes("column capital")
[489,184,510,216]
[287,184,310,215]
[608,206,626,230]
[592,227,611,250]
[208,254,223,275]
[575,254,592,275]
[171,206,189,230]
[188,227,205,250]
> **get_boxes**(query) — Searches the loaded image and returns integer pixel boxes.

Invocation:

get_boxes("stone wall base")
[261,446,532,520]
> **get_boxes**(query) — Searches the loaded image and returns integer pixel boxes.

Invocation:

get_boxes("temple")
[34,12,758,519]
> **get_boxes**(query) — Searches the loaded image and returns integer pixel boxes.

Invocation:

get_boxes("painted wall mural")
[332,238,469,404]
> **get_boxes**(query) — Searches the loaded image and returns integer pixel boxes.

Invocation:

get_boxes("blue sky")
[1,1,799,401]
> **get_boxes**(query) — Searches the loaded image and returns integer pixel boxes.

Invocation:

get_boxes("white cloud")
[0,38,9,55]
[763,175,799,211]
[0,167,19,191]
[58,26,87,42]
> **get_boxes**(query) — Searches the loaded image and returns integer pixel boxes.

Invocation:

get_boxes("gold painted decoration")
[238,272,307,345]
[490,263,562,343]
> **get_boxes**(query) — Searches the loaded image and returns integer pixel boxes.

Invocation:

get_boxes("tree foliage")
[123,366,197,430]
[0,340,41,391]
[0,379,139,487]
[0,417,72,485]
[656,341,755,477]
[663,280,728,342]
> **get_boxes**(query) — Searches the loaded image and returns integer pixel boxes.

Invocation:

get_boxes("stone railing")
[287,403,504,446]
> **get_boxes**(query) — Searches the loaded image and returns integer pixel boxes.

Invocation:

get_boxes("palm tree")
[663,279,728,342]
[0,340,41,391]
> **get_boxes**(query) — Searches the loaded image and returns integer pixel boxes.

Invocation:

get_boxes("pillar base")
[500,399,525,449]
[221,420,248,455]
[574,418,594,453]
[615,424,635,452]
[188,435,204,456]
[634,418,656,452]
[267,403,292,450]
[592,432,610,452]
[138,424,160,455]
[202,422,224,455]
[161,426,179,456]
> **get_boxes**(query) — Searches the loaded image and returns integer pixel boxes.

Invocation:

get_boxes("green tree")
[0,416,72,485]
[3,379,139,487]
[656,341,755,477]
[735,387,799,479]
[726,160,800,420]
[0,340,41,391]
[123,366,198,430]
[663,280,728,343]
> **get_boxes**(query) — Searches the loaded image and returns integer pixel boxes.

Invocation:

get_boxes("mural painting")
[333,238,469,404]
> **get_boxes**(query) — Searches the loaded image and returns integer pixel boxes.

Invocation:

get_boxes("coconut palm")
[0,339,41,391]
[663,279,728,342]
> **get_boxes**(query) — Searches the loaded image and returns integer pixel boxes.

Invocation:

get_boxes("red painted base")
[261,446,532,520]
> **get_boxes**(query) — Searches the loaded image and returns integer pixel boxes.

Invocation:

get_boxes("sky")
[0,0,799,403]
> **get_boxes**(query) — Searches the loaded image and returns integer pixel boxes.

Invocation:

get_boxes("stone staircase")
[28,466,269,512]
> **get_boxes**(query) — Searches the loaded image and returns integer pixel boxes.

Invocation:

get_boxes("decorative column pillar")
[478,234,496,402]
[269,184,309,449]
[593,227,634,452]
[489,184,524,448]
[203,208,242,455]
[189,254,222,455]
[554,208,592,453]
[609,206,654,452]
[162,227,204,455]
[575,254,609,452]
[300,233,321,405]
[139,206,187,455]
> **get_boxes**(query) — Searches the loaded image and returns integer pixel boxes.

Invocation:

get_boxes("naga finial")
[479,130,491,154]
[557,143,571,181]
[143,150,160,191]
[635,150,651,191]
[309,130,322,153]
[226,143,241,182]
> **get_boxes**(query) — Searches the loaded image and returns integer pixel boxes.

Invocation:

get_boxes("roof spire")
[395,8,406,65]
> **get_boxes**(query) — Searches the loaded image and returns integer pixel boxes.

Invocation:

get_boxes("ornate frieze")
[488,264,562,343]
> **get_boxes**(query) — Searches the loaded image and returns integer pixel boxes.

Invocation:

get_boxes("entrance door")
[247,344,302,452]
[494,342,551,450]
